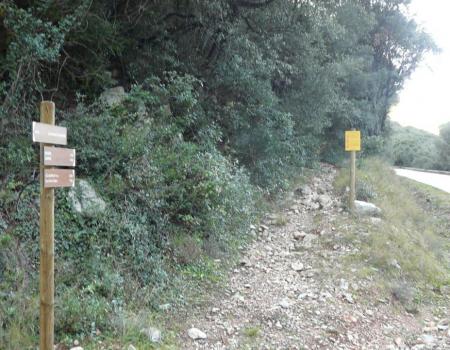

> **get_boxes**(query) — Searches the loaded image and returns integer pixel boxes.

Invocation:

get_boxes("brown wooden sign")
[43,147,76,167]
[44,168,75,188]
[33,122,67,145]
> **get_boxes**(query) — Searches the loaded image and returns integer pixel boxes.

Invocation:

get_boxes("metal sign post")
[34,101,76,350]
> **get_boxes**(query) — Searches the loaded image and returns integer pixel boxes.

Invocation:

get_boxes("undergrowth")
[334,158,450,311]
[0,86,260,349]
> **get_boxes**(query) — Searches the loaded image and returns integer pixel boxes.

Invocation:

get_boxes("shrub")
[56,286,111,336]
[361,135,384,158]
[356,179,377,201]
[0,79,258,342]
[171,235,203,265]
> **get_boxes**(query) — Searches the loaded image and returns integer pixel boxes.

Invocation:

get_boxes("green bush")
[0,79,258,342]
[56,286,111,336]
[385,122,442,170]
[361,135,385,158]
[356,179,377,201]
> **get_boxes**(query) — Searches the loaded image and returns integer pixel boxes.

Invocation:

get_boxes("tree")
[437,122,450,170]
[385,122,441,170]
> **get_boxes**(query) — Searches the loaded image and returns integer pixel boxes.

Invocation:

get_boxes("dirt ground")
[173,165,449,350]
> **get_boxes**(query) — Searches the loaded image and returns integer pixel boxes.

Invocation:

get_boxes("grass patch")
[273,214,289,226]
[243,325,261,338]
[334,158,450,310]
[178,257,224,283]
[401,178,450,239]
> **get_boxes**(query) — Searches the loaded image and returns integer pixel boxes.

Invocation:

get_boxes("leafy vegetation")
[243,326,261,338]
[0,0,435,347]
[436,122,450,170]
[335,159,450,312]
[385,121,450,171]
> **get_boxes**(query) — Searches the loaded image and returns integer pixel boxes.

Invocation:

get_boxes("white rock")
[293,231,306,240]
[291,262,305,272]
[389,259,401,270]
[299,234,317,250]
[343,293,354,303]
[339,279,349,291]
[437,319,448,331]
[320,291,332,299]
[279,298,292,309]
[188,327,207,340]
[354,200,382,217]
[394,337,404,347]
[421,334,435,345]
[100,86,126,106]
[298,292,308,300]
[309,201,320,210]
[159,303,171,311]
[68,179,106,217]
[140,327,162,343]
[296,184,312,196]
[128,345,137,350]
[240,258,252,267]
[370,217,383,225]
[232,293,245,302]
[318,194,333,208]
[411,346,425,350]
[70,347,83,350]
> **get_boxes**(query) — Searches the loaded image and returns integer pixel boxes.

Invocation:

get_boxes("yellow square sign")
[345,130,361,151]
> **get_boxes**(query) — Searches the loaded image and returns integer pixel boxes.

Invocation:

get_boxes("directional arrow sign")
[32,122,67,145]
[44,169,75,188]
[43,147,76,167]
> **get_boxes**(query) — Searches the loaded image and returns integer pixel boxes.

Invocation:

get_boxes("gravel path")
[176,165,449,350]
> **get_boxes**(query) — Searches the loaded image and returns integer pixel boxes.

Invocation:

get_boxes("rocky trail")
[173,165,449,350]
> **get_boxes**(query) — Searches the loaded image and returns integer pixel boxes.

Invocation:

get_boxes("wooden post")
[349,150,356,212]
[39,101,55,350]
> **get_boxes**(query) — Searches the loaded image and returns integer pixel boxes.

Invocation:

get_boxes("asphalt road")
[394,168,450,194]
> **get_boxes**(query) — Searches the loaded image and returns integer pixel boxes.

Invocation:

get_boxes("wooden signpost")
[43,146,76,167]
[33,122,67,145]
[44,169,75,188]
[345,130,361,212]
[33,101,76,350]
